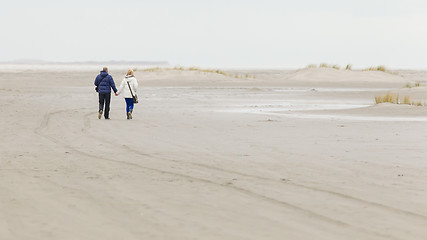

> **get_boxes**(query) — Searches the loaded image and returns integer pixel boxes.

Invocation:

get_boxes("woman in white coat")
[116,69,138,119]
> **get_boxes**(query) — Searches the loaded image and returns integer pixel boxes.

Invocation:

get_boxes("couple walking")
[94,67,138,120]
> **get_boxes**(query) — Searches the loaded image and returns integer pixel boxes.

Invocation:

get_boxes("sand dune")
[286,68,408,86]
[1,66,427,240]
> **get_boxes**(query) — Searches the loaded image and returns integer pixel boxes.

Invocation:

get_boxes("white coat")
[117,75,138,98]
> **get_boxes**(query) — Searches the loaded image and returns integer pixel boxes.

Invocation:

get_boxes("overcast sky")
[1,0,427,68]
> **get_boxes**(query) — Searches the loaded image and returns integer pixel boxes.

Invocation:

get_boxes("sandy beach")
[1,66,427,240]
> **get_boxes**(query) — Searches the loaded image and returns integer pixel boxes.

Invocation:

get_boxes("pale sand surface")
[1,66,427,239]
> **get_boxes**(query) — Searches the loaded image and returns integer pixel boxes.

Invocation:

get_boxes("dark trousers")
[98,92,111,118]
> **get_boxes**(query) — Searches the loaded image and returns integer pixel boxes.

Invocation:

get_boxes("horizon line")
[0,60,426,71]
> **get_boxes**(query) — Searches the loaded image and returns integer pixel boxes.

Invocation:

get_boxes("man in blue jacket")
[94,67,118,119]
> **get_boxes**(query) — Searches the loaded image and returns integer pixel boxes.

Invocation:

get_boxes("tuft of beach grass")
[375,93,425,106]
[306,63,340,70]
[404,82,421,88]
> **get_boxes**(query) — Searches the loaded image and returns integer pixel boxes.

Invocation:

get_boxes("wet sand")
[1,66,427,239]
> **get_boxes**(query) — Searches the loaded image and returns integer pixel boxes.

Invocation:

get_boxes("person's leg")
[98,93,105,119]
[104,93,111,118]
[125,98,130,119]
[98,93,105,112]
[129,100,134,113]
[125,98,133,119]
[128,100,134,119]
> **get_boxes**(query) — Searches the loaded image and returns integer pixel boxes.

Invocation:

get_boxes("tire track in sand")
[80,110,427,222]
[37,110,352,227]
[78,110,411,239]
[36,109,416,240]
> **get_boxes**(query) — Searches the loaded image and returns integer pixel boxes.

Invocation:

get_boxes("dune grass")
[305,64,399,75]
[141,66,255,79]
[306,63,360,70]
[403,96,411,105]
[375,93,399,104]
[363,65,400,75]
[142,67,162,72]
[413,101,424,106]
[405,82,421,88]
[306,63,341,70]
[364,66,387,72]
[319,63,340,70]
[375,93,424,106]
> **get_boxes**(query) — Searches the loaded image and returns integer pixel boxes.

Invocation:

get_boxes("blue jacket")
[94,71,117,94]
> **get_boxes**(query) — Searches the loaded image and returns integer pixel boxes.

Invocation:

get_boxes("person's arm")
[116,79,125,95]
[110,76,118,93]
[94,75,99,86]
[133,78,138,94]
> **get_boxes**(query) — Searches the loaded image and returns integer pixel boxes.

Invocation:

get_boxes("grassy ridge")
[305,63,399,75]
[137,66,255,79]
[375,93,425,106]
[307,63,341,70]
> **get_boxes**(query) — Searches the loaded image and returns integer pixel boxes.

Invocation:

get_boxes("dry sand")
[1,66,427,240]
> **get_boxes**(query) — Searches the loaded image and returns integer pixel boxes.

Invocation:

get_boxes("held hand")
[115,93,118,96]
